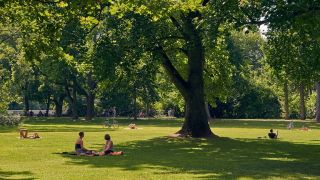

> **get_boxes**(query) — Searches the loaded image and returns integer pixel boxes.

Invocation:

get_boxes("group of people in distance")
[75,132,123,156]
[267,120,311,139]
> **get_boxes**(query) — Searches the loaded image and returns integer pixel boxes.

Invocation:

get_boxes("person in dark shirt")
[268,129,278,139]
[75,132,91,155]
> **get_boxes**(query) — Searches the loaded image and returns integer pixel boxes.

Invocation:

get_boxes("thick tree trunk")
[159,13,214,137]
[284,81,289,119]
[180,90,213,137]
[72,82,78,119]
[299,84,306,120]
[180,15,213,137]
[316,82,320,122]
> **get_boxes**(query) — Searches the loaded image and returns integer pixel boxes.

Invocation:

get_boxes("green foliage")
[232,85,281,118]
[2,0,320,121]
[0,115,22,126]
[211,31,281,118]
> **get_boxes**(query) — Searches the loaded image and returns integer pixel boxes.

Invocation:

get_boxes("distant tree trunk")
[23,81,30,116]
[45,95,51,117]
[316,82,320,122]
[71,82,78,119]
[23,95,30,116]
[299,84,306,120]
[145,102,149,117]
[157,13,215,137]
[86,93,95,120]
[55,101,63,117]
[133,87,137,121]
[53,94,65,117]
[85,73,96,121]
[284,81,289,119]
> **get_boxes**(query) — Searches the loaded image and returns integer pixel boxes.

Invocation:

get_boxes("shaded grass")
[60,137,320,179]
[0,118,320,179]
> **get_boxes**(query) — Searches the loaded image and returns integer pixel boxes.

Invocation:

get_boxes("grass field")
[1,117,320,180]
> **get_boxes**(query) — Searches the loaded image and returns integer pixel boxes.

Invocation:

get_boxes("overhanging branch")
[169,16,190,41]
[156,46,189,97]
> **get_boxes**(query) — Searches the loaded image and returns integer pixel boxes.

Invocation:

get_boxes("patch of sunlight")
[237,177,255,180]
[180,147,204,150]
[261,157,299,162]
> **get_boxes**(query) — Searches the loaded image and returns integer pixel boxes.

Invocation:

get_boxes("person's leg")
[99,151,106,156]
[19,130,24,138]
[24,130,28,138]
[105,150,114,155]
[34,133,40,138]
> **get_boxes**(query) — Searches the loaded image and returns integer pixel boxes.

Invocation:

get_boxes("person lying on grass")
[98,134,123,156]
[128,123,136,129]
[19,129,40,139]
[75,132,95,156]
[268,129,278,139]
[300,125,311,131]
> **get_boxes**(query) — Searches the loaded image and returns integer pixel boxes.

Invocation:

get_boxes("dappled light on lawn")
[1,118,320,179]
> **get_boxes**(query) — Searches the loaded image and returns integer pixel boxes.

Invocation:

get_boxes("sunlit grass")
[0,118,320,179]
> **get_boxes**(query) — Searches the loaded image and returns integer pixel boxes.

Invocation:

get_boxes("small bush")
[0,115,22,126]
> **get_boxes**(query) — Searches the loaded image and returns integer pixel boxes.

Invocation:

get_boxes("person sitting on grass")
[98,134,123,156]
[128,123,136,129]
[300,125,310,131]
[268,129,278,139]
[75,132,93,156]
[287,120,294,130]
[19,129,40,139]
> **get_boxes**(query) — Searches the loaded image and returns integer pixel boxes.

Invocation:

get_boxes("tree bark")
[158,13,214,137]
[284,81,289,119]
[299,84,306,120]
[316,82,320,122]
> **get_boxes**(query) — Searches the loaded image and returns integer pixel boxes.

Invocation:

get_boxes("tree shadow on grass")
[58,136,320,179]
[0,169,35,180]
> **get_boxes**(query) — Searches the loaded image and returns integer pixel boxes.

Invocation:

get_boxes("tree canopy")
[1,0,320,136]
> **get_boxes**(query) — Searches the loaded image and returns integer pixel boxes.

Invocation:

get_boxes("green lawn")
[1,118,320,179]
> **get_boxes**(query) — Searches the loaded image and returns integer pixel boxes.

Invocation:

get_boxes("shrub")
[0,115,22,126]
